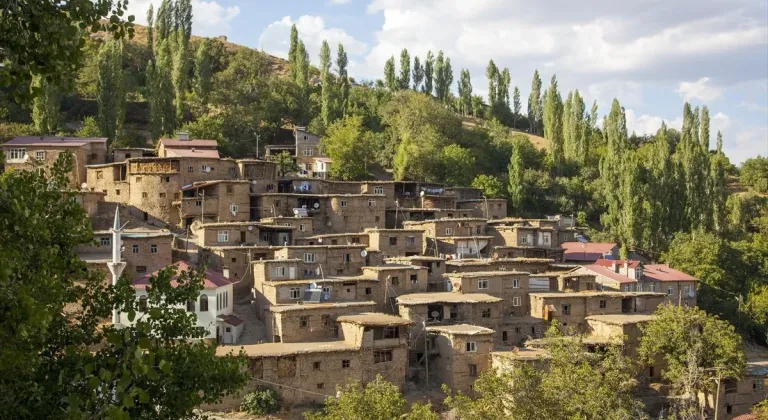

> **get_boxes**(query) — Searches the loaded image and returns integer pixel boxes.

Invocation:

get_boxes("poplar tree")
[543,75,564,173]
[588,100,599,130]
[600,99,628,239]
[148,40,175,139]
[434,51,446,100]
[398,48,410,90]
[336,44,349,114]
[457,69,472,116]
[288,24,299,81]
[295,41,310,122]
[677,102,709,231]
[194,38,213,109]
[646,123,677,254]
[442,57,453,103]
[96,40,125,143]
[508,142,524,213]
[384,56,397,91]
[155,0,173,48]
[486,60,498,106]
[146,4,155,54]
[512,86,521,128]
[176,0,193,46]
[412,55,423,91]
[564,89,586,163]
[30,75,60,134]
[172,37,189,122]
[618,153,645,258]
[700,105,710,151]
[528,70,542,135]
[499,68,511,107]
[710,131,727,233]
[423,51,434,95]
[319,40,333,128]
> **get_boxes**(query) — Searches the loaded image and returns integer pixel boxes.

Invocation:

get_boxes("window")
[142,192,148,198]
[289,288,301,299]
[754,379,764,392]
[150,244,157,254]
[299,224,306,232]
[389,236,398,246]
[477,279,489,290]
[502,331,508,342]
[512,296,522,307]
[562,304,571,315]
[201,164,210,171]
[475,225,481,235]
[468,364,478,377]
[648,283,656,292]
[158,192,166,198]
[135,176,143,184]
[115,189,121,196]
[132,244,139,254]
[406,236,415,246]
[373,350,393,363]
[726,404,732,415]
[274,266,287,276]
[162,176,170,183]
[340,200,348,208]
[482,308,491,318]
[303,147,314,156]
[365,287,372,295]
[186,300,195,312]
[226,185,234,194]
[344,253,351,263]
[383,326,399,339]
[410,274,418,284]
[316,383,324,390]
[684,285,693,297]
[649,366,655,378]
[100,236,111,246]
[230,204,239,214]
[542,232,551,245]
[188,166,194,173]
[35,150,45,160]
[445,227,454,236]
[342,359,350,368]
[217,230,229,242]
[321,315,330,325]
[450,305,458,319]
[391,276,399,286]
[136,266,147,274]
[515,327,521,334]
[195,200,202,207]
[724,379,737,394]
[465,342,477,352]
[199,295,208,312]
[304,253,315,263]
[8,148,26,161]
[373,186,384,195]
[368,199,376,207]
[667,286,674,295]
[138,296,148,312]
[96,170,103,179]
[300,317,309,328]
[512,278,520,288]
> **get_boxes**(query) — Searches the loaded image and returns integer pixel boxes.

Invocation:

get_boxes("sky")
[126,0,768,164]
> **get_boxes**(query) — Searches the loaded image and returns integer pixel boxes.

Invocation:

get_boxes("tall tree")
[147,40,175,139]
[512,86,521,128]
[321,115,375,180]
[600,99,629,244]
[319,40,333,128]
[508,142,525,212]
[457,69,472,116]
[499,67,511,107]
[710,131,728,233]
[175,0,193,46]
[433,51,445,100]
[700,105,711,151]
[30,75,60,134]
[564,89,586,163]
[295,40,310,123]
[146,4,155,53]
[288,24,299,82]
[442,57,453,103]
[646,123,678,255]
[543,75,564,173]
[96,40,125,143]
[194,38,214,110]
[528,70,542,135]
[384,56,397,91]
[172,37,189,122]
[155,0,173,47]
[336,43,349,115]
[677,102,709,231]
[398,48,411,90]
[423,51,434,95]
[485,60,498,106]
[588,100,599,130]
[412,55,424,91]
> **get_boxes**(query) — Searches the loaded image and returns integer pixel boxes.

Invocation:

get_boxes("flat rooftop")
[492,347,550,361]
[362,264,426,271]
[444,270,530,278]
[337,312,412,326]
[585,314,656,325]
[427,324,495,335]
[397,292,502,305]
[263,276,378,286]
[217,341,359,358]
[268,301,376,313]
[529,291,666,298]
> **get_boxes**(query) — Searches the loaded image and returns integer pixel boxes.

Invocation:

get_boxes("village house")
[293,126,323,177]
[403,218,492,258]
[218,313,410,406]
[699,355,767,418]
[295,232,370,247]
[265,301,378,343]
[312,157,332,179]
[426,324,495,394]
[444,271,531,317]
[176,180,251,227]
[78,228,173,279]
[156,137,220,159]
[455,199,508,220]
[444,257,554,275]
[272,244,369,277]
[561,242,619,263]
[112,147,154,162]
[260,216,314,238]
[386,256,447,291]
[362,265,429,310]
[528,291,666,332]
[365,228,424,258]
[3,136,107,187]
[124,261,243,343]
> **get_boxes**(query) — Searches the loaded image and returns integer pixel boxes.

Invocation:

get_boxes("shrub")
[240,388,280,416]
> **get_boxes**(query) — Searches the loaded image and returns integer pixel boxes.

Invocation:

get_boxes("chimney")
[611,260,618,273]
[623,261,629,275]
[177,131,189,140]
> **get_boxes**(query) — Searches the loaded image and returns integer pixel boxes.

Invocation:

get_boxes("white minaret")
[106,207,126,326]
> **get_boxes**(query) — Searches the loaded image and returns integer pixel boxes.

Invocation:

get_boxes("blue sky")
[128,0,768,164]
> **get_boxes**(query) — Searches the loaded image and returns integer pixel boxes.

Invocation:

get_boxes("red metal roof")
[582,264,637,284]
[4,136,106,146]
[562,242,617,261]
[594,258,642,268]
[643,264,698,282]
[164,147,220,158]
[158,138,218,147]
[133,261,234,290]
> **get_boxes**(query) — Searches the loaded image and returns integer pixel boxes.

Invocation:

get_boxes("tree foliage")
[97,39,126,142]
[471,174,505,199]
[321,115,375,180]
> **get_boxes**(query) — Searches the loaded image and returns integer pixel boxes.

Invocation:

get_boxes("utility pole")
[713,368,723,420]
[424,319,428,390]
[200,189,205,223]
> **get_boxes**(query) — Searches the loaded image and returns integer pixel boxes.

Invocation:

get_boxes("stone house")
[3,136,107,187]
[528,291,666,331]
[294,126,322,175]
[265,301,377,343]
[362,265,429,310]
[486,219,564,259]
[124,261,242,343]
[386,256,447,291]
[561,242,619,263]
[272,244,369,277]
[177,180,251,227]
[199,245,272,295]
[426,324,494,394]
[156,138,219,158]
[218,313,409,406]
[699,356,767,419]
[312,157,332,179]
[364,228,423,258]
[75,191,107,218]
[404,218,491,258]
[444,271,531,317]
[404,218,488,238]
[80,228,173,278]
[295,232,369,247]
[445,258,554,275]
[260,216,314,238]
[456,199,507,220]
[112,147,154,162]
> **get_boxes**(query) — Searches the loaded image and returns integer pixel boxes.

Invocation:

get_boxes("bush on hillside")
[240,388,280,416]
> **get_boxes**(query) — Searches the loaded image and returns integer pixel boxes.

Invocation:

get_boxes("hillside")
[461,115,549,150]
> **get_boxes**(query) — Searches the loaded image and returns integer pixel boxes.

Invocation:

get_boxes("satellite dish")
[430,311,440,318]
[252,180,258,185]
[247,226,253,231]
[80,182,88,190]
[420,191,425,197]
[361,250,368,257]
[318,238,323,243]
[309,282,318,289]
[313,202,320,209]
[293,209,299,216]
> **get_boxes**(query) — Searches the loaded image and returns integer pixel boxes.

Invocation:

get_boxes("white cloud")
[328,0,352,4]
[739,101,768,114]
[258,15,367,62]
[624,109,682,136]
[676,77,724,102]
[726,127,768,164]
[125,0,239,36]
